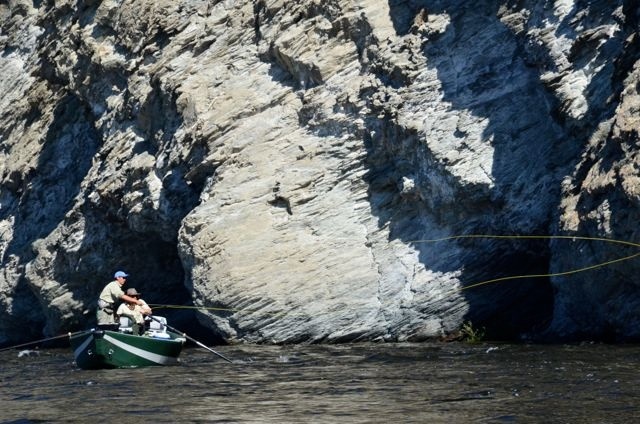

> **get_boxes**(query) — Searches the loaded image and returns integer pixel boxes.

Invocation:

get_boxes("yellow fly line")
[149,234,640,313]
[408,234,640,297]
[407,234,640,249]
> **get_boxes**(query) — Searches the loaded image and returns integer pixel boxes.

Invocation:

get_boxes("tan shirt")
[98,281,124,304]
[117,303,145,325]
[138,299,152,315]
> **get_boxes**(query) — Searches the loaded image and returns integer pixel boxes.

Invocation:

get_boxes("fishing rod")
[0,331,84,353]
[148,315,233,363]
[148,234,640,316]
[150,249,640,314]
[148,304,239,312]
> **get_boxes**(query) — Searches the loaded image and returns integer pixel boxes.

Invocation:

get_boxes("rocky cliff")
[1,0,639,345]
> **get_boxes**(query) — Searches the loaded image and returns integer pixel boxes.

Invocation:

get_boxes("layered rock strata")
[0,0,638,344]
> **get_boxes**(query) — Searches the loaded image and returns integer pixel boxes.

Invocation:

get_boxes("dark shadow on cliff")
[0,92,101,341]
[365,0,574,340]
[364,0,636,341]
[0,1,223,345]
[541,0,640,342]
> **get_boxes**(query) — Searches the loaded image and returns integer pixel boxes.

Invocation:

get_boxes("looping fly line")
[150,234,640,313]
[407,234,640,295]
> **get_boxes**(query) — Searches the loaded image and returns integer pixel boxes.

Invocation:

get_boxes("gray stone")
[0,0,639,345]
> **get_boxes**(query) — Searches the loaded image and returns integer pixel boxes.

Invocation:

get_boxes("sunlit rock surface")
[0,0,639,345]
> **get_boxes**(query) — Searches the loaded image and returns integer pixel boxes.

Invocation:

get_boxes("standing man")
[96,271,144,325]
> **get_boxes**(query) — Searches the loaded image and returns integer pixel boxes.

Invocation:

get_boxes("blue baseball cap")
[114,271,129,278]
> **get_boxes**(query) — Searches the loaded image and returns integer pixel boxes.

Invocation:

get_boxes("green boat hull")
[69,328,185,369]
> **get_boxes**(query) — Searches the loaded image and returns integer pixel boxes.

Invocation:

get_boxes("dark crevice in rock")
[4,92,100,260]
[253,0,266,43]
[268,195,293,215]
[135,78,183,150]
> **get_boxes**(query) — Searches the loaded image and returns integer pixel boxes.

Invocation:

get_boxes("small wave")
[18,349,40,358]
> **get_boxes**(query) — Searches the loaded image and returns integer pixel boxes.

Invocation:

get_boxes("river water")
[1,341,638,423]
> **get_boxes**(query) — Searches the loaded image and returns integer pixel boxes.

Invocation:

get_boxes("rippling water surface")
[1,342,639,423]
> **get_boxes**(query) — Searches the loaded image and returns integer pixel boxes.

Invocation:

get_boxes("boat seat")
[149,316,167,332]
[119,316,134,333]
[147,316,171,338]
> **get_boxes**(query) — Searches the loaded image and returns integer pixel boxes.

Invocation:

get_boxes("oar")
[148,315,233,363]
[0,331,84,353]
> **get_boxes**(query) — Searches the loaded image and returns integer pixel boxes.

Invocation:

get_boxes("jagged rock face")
[0,0,638,345]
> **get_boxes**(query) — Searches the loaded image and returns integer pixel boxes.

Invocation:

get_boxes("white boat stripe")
[104,333,178,365]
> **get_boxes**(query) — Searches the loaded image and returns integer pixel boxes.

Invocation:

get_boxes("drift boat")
[69,316,186,369]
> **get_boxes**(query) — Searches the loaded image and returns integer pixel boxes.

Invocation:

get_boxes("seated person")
[116,288,151,334]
